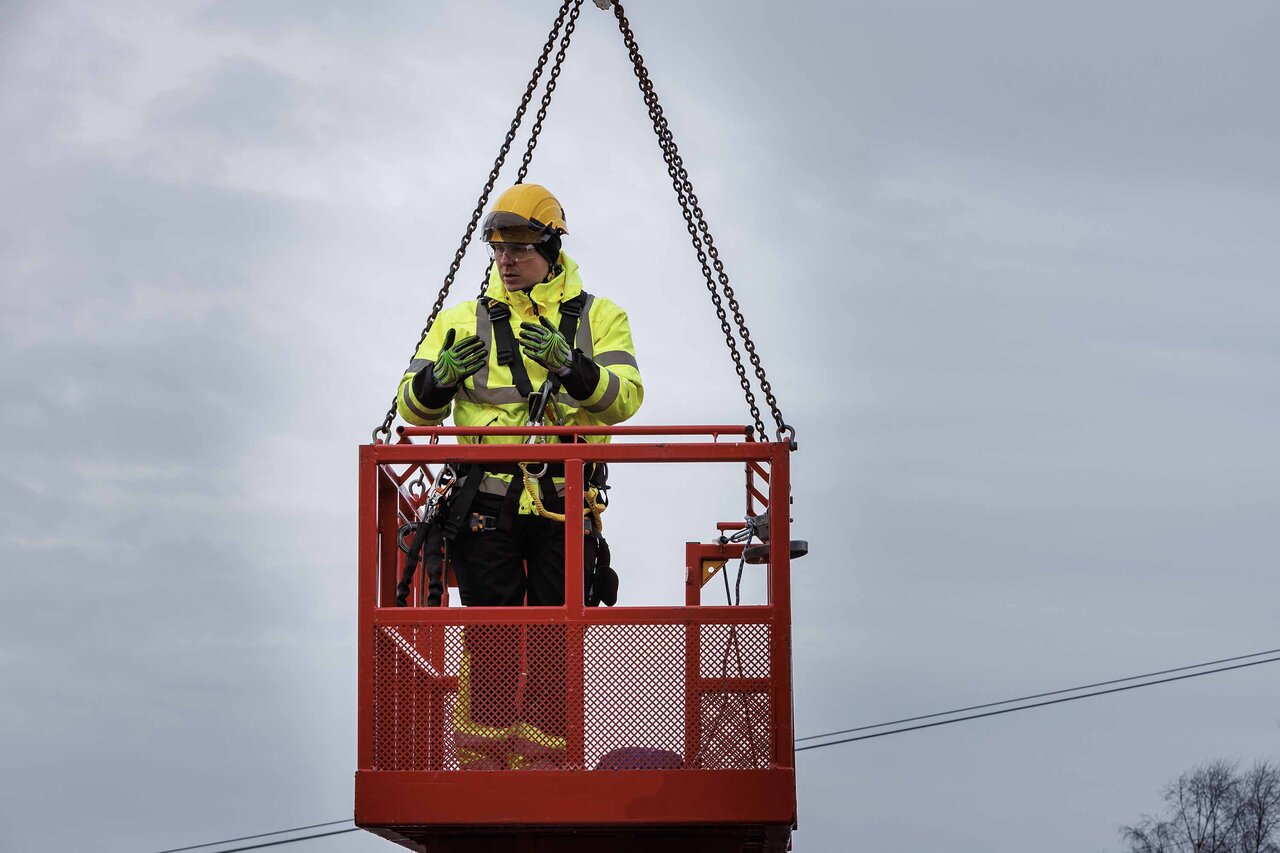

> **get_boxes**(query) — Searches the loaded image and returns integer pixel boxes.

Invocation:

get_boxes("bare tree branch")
[1120,759,1280,853]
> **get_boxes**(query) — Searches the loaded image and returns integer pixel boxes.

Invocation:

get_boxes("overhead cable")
[796,653,1280,752]
[795,645,1280,743]
[195,828,359,853]
[149,820,353,853]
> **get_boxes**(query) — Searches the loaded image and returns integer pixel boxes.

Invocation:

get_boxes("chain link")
[516,1,583,185]
[612,2,791,443]
[372,0,583,442]
[477,0,585,302]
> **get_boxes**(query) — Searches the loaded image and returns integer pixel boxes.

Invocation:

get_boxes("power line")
[795,653,1280,752]
[150,820,353,853]
[200,828,359,853]
[795,645,1280,743]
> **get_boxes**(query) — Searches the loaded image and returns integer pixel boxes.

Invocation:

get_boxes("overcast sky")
[3,1,1279,851]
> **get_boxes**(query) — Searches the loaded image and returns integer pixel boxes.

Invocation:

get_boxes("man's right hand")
[432,328,488,387]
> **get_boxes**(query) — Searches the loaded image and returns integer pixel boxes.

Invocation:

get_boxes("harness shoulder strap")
[486,293,590,399]
[558,291,588,346]
[485,298,534,397]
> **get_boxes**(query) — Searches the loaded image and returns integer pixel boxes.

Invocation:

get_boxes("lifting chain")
[612,2,793,446]
[477,0,585,300]
[516,1,582,186]
[372,0,585,442]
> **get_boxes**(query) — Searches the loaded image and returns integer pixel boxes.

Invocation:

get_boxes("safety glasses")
[487,242,539,261]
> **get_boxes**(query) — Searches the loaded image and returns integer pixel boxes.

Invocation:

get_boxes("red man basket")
[356,425,798,852]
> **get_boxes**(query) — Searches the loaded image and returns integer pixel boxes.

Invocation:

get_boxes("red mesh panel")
[695,690,772,769]
[699,623,771,680]
[373,624,579,771]
[583,624,688,769]
[693,623,773,769]
[372,619,773,773]
[372,625,454,771]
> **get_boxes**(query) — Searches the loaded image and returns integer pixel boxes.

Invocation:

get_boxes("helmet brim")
[481,210,569,241]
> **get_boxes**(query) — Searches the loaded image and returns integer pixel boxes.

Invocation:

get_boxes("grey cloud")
[4,154,300,286]
[199,0,443,37]
[667,1,1280,193]
[4,2,1280,852]
[2,155,303,471]
[147,56,313,144]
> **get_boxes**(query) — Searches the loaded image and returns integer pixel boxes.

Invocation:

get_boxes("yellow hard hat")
[482,183,568,243]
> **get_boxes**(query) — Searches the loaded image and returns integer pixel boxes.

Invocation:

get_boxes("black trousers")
[449,494,597,738]
[449,494,597,607]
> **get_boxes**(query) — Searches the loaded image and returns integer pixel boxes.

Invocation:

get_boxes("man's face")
[492,243,551,292]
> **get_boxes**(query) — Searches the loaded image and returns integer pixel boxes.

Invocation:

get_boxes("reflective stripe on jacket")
[396,253,643,510]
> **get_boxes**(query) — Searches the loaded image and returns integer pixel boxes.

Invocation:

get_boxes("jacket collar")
[485,252,582,310]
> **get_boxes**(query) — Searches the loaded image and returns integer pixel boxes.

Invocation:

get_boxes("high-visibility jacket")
[397,253,643,510]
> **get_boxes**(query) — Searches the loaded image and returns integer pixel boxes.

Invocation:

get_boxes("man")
[396,183,643,768]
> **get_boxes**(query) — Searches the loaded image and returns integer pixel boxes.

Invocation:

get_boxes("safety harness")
[449,289,589,534]
[395,290,618,608]
[487,288,584,398]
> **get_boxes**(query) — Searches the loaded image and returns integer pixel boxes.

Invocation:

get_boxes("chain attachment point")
[777,423,797,450]
[407,473,428,500]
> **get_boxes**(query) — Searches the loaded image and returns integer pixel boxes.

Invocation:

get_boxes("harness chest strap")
[485,291,588,398]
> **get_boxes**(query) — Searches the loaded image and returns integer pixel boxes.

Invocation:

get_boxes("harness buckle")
[485,299,510,322]
[559,297,583,318]
[468,513,498,534]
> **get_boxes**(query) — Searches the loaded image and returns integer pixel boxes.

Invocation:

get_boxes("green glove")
[518,316,573,374]
[431,328,487,387]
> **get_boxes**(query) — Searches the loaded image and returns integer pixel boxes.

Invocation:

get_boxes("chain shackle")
[372,0,581,441]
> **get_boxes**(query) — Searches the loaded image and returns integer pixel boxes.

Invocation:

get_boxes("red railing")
[356,425,796,846]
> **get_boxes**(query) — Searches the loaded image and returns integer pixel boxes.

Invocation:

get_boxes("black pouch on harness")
[587,533,619,607]
[584,461,617,606]
[395,518,447,607]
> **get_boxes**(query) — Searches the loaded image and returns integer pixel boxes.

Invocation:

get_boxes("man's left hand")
[518,316,573,374]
